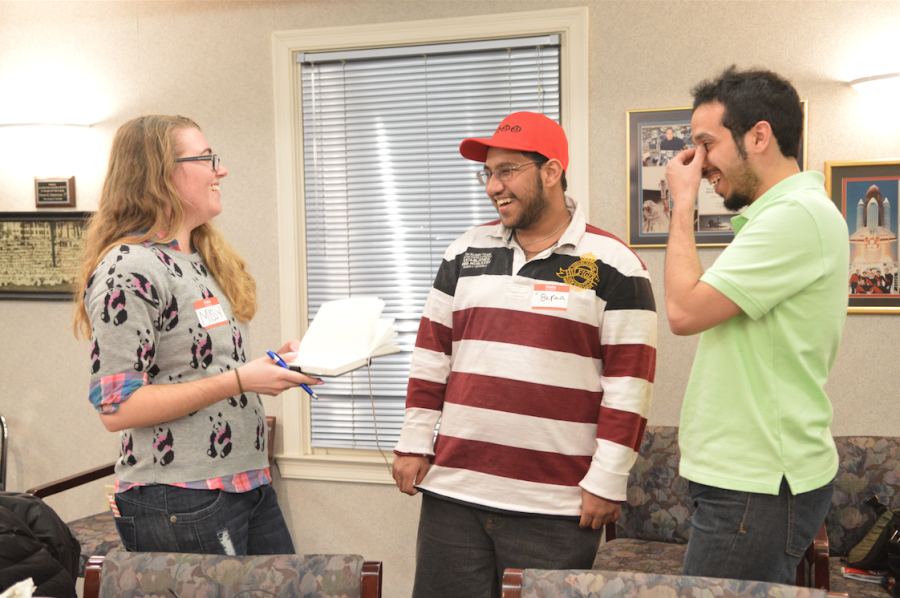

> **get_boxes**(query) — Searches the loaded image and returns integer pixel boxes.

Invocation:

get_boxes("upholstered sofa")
[593,426,900,598]
[501,569,848,598]
[84,549,383,598]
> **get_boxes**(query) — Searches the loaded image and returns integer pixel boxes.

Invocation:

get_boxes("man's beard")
[724,189,754,212]
[722,153,760,212]
[511,173,549,230]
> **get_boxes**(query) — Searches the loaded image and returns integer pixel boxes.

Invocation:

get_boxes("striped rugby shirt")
[395,197,657,517]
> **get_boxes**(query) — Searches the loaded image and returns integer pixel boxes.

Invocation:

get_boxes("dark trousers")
[413,493,603,598]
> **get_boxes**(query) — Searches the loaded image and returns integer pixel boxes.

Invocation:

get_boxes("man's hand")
[579,489,621,530]
[392,455,431,495]
[665,144,706,213]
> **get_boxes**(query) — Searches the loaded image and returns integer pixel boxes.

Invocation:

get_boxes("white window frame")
[272,7,590,483]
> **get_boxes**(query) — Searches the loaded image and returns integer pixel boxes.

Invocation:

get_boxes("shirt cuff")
[89,372,148,414]
[393,451,433,459]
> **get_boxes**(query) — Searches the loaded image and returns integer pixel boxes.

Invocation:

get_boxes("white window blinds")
[300,38,561,450]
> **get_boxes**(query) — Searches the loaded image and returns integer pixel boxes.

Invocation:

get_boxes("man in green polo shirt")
[664,66,849,583]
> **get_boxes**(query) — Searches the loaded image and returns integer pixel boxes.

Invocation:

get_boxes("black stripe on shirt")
[434,247,515,297]
[519,253,656,311]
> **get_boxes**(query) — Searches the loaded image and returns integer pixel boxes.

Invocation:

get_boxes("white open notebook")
[286,297,400,377]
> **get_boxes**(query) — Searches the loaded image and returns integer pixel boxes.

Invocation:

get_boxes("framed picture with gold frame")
[0,211,90,300]
[825,159,900,314]
[626,102,808,248]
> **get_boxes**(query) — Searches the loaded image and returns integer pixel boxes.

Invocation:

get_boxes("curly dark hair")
[692,65,803,159]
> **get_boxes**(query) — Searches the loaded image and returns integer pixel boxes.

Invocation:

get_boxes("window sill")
[275,450,394,484]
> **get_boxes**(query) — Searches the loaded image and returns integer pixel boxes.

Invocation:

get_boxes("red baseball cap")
[459,112,569,170]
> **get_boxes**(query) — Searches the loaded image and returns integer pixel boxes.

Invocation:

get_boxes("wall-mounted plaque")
[35,177,76,208]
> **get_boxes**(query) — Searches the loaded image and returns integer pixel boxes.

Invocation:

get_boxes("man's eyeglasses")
[176,154,221,172]
[477,161,542,185]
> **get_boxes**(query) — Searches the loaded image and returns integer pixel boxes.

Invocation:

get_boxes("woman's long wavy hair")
[73,115,257,339]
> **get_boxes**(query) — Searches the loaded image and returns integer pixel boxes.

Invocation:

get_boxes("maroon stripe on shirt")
[407,378,447,411]
[432,435,591,487]
[444,372,600,424]
[597,406,648,451]
[600,343,657,383]
[453,307,601,358]
[414,316,452,355]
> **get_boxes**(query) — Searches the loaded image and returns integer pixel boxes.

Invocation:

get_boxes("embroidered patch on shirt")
[532,283,570,310]
[194,297,228,329]
[557,253,600,290]
[462,252,492,269]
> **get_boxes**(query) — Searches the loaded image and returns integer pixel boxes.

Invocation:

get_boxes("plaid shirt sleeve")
[89,372,148,414]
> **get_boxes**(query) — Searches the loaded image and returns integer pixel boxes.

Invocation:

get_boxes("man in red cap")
[392,111,657,598]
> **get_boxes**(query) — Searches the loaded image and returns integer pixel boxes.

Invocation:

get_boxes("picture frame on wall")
[0,211,91,300]
[825,159,900,314]
[626,102,808,248]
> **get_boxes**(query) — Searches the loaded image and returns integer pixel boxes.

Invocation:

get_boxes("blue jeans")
[682,477,834,583]
[113,484,294,555]
[413,493,604,598]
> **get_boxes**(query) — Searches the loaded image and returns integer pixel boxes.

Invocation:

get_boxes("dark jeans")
[113,484,294,555]
[682,477,834,583]
[413,493,604,598]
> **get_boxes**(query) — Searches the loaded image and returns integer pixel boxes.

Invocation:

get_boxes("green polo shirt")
[679,171,849,495]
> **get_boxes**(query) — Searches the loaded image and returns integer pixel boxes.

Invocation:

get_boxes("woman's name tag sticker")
[194,297,228,328]
[532,283,569,310]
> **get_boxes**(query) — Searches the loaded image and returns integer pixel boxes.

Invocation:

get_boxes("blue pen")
[267,350,319,399]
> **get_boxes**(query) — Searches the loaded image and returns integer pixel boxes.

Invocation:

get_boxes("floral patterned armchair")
[500,569,848,598]
[592,426,693,576]
[84,549,383,598]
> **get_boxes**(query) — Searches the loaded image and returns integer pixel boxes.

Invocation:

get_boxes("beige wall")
[1,2,898,597]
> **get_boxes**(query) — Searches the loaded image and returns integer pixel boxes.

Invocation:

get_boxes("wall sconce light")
[0,122,92,128]
[849,72,900,94]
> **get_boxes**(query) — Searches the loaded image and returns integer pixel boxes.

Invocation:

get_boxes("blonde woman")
[73,115,320,555]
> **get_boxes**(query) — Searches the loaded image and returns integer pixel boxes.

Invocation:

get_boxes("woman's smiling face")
[173,127,228,230]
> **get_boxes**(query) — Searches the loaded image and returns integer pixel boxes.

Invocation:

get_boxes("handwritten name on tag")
[194,297,228,328]
[532,283,569,310]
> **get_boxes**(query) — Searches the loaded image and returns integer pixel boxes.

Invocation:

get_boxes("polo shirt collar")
[730,171,825,235]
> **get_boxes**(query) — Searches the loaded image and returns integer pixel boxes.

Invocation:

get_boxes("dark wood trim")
[812,523,830,590]
[25,462,115,498]
[501,569,523,598]
[361,560,383,598]
[83,554,105,598]
[604,521,616,541]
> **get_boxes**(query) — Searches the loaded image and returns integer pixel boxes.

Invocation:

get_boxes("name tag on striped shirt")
[532,283,569,310]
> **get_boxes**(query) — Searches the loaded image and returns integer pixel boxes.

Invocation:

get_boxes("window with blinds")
[299,37,561,451]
